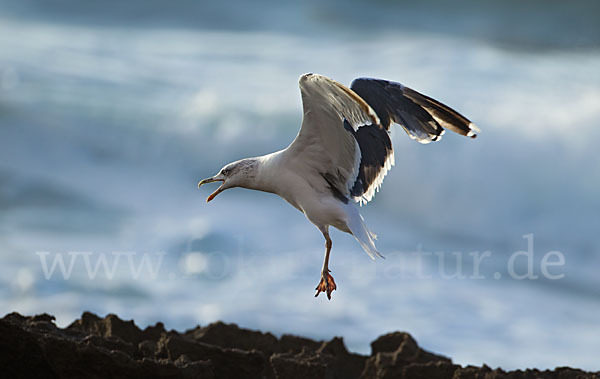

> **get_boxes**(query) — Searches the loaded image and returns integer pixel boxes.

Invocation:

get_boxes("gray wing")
[350,78,480,143]
[286,73,382,201]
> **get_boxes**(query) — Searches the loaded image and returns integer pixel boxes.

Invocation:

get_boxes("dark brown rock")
[361,331,454,378]
[1,312,598,379]
[271,347,331,379]
[185,320,279,355]
[370,331,450,364]
[157,332,269,378]
[0,317,59,379]
[279,333,322,353]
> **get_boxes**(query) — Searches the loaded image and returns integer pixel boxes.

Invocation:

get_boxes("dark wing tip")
[466,122,481,139]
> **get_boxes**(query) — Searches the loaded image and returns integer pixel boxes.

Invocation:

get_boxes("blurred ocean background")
[1,0,599,370]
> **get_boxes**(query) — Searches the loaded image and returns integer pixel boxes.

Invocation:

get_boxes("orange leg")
[315,229,337,300]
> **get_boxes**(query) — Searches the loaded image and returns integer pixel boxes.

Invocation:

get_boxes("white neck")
[238,151,284,194]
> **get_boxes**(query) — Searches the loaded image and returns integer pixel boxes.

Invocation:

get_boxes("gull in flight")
[198,73,479,299]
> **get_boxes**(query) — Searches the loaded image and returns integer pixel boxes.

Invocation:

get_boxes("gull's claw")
[314,270,337,300]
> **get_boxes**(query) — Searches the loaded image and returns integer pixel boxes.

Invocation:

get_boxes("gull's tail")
[346,208,383,260]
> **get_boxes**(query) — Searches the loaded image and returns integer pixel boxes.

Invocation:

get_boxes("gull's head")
[198,158,257,202]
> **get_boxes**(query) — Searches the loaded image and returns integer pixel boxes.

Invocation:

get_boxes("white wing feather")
[286,73,381,197]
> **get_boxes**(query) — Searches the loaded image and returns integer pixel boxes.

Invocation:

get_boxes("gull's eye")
[221,168,231,176]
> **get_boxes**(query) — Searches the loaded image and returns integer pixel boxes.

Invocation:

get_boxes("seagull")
[198,73,479,300]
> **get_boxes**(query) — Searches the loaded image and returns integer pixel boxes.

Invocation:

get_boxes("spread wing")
[347,77,479,204]
[285,74,479,206]
[350,78,480,143]
[285,73,386,203]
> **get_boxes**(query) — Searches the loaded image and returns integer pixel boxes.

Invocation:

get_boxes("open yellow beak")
[198,177,225,203]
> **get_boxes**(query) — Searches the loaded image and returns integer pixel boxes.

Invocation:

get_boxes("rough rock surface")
[1,312,597,379]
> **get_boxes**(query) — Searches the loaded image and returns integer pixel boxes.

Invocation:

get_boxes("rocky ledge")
[1,312,597,379]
